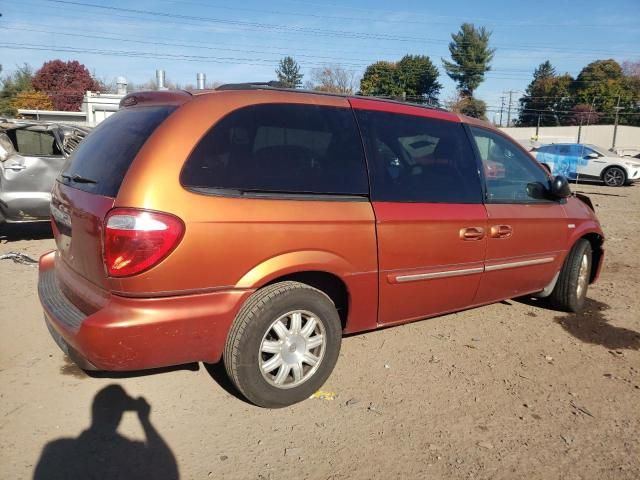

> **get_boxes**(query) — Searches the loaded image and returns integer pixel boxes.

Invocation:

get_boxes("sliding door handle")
[490,225,513,238]
[459,227,485,241]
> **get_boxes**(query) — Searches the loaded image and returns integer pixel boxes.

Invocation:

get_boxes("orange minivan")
[38,85,604,407]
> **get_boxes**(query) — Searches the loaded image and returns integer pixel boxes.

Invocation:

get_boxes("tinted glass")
[61,106,176,197]
[470,126,551,204]
[181,104,368,196]
[355,110,482,203]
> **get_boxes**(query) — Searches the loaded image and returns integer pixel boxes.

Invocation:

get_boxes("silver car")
[0,120,89,223]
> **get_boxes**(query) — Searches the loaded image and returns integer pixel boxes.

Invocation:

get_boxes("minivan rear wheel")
[224,281,342,408]
[549,239,592,313]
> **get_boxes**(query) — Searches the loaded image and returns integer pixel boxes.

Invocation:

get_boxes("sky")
[1,0,639,122]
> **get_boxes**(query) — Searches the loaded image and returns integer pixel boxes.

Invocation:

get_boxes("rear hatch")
[51,105,177,289]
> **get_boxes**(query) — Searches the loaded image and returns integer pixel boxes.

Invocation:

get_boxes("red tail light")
[103,208,184,277]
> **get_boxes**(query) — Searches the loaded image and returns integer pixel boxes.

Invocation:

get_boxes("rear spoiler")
[119,90,192,109]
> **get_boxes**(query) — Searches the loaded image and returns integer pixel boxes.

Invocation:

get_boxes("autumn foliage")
[32,60,100,111]
[11,90,54,111]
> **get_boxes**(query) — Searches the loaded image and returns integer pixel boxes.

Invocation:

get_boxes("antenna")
[576,96,597,187]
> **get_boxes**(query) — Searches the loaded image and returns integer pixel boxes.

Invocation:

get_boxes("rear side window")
[355,109,482,203]
[61,106,176,197]
[181,104,368,196]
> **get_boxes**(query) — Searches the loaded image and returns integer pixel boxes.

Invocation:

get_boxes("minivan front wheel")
[549,239,592,312]
[224,281,342,408]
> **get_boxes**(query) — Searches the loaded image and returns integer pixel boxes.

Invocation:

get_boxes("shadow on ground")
[34,384,179,479]
[0,222,52,242]
[554,298,640,350]
[203,362,247,403]
[59,355,200,379]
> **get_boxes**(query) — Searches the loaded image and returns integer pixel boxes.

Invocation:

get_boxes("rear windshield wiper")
[61,173,98,184]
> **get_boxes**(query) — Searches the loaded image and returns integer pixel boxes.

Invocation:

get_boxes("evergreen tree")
[518,61,572,126]
[442,23,495,97]
[275,56,303,89]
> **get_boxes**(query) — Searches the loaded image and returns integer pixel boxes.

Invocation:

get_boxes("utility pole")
[612,95,623,150]
[503,90,517,127]
[498,96,505,127]
[536,114,541,139]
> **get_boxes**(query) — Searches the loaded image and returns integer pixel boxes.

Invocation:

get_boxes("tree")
[359,61,402,98]
[446,94,487,120]
[32,60,100,111]
[306,65,358,94]
[442,23,495,98]
[275,56,303,89]
[359,55,441,104]
[518,62,576,126]
[11,90,54,111]
[568,103,600,126]
[0,64,34,116]
[396,55,441,105]
[572,59,639,125]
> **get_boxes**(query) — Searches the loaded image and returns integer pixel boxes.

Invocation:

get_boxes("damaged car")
[0,120,89,224]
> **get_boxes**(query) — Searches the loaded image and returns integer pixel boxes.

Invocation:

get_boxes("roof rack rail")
[215,81,287,91]
[212,82,451,113]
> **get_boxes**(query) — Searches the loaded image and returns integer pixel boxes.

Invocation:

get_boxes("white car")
[534,143,640,187]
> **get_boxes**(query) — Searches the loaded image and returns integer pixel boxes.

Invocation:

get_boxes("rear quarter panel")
[113,91,379,332]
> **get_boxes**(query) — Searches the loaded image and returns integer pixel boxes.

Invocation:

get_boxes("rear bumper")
[38,251,253,371]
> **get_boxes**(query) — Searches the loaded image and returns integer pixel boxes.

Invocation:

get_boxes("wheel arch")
[600,164,628,184]
[234,250,365,331]
[581,232,604,283]
[264,271,350,330]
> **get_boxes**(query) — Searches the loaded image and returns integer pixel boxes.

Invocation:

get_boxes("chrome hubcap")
[576,253,589,298]
[604,168,624,186]
[259,310,326,389]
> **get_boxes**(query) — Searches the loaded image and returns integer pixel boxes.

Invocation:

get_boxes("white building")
[17,77,128,126]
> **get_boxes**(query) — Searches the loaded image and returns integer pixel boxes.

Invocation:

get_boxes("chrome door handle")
[460,227,485,241]
[490,225,513,238]
[5,164,26,171]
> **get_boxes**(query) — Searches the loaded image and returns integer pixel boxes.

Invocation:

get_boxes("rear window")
[181,103,368,196]
[61,106,176,197]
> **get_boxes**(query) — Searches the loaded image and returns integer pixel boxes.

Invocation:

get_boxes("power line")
[157,0,637,30]
[5,24,629,78]
[32,0,640,56]
[1,34,633,86]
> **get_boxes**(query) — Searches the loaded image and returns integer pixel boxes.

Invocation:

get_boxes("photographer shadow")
[34,384,179,480]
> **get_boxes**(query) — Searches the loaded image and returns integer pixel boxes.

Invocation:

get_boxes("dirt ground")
[1,182,638,480]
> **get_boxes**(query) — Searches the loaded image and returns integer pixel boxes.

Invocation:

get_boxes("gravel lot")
[1,182,638,480]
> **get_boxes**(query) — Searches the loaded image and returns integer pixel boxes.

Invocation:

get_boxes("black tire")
[224,281,342,408]
[549,239,592,313]
[602,166,626,187]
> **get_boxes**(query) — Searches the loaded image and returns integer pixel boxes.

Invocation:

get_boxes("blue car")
[534,143,640,187]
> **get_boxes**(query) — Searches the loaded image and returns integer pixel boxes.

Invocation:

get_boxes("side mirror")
[585,152,599,159]
[550,175,571,199]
